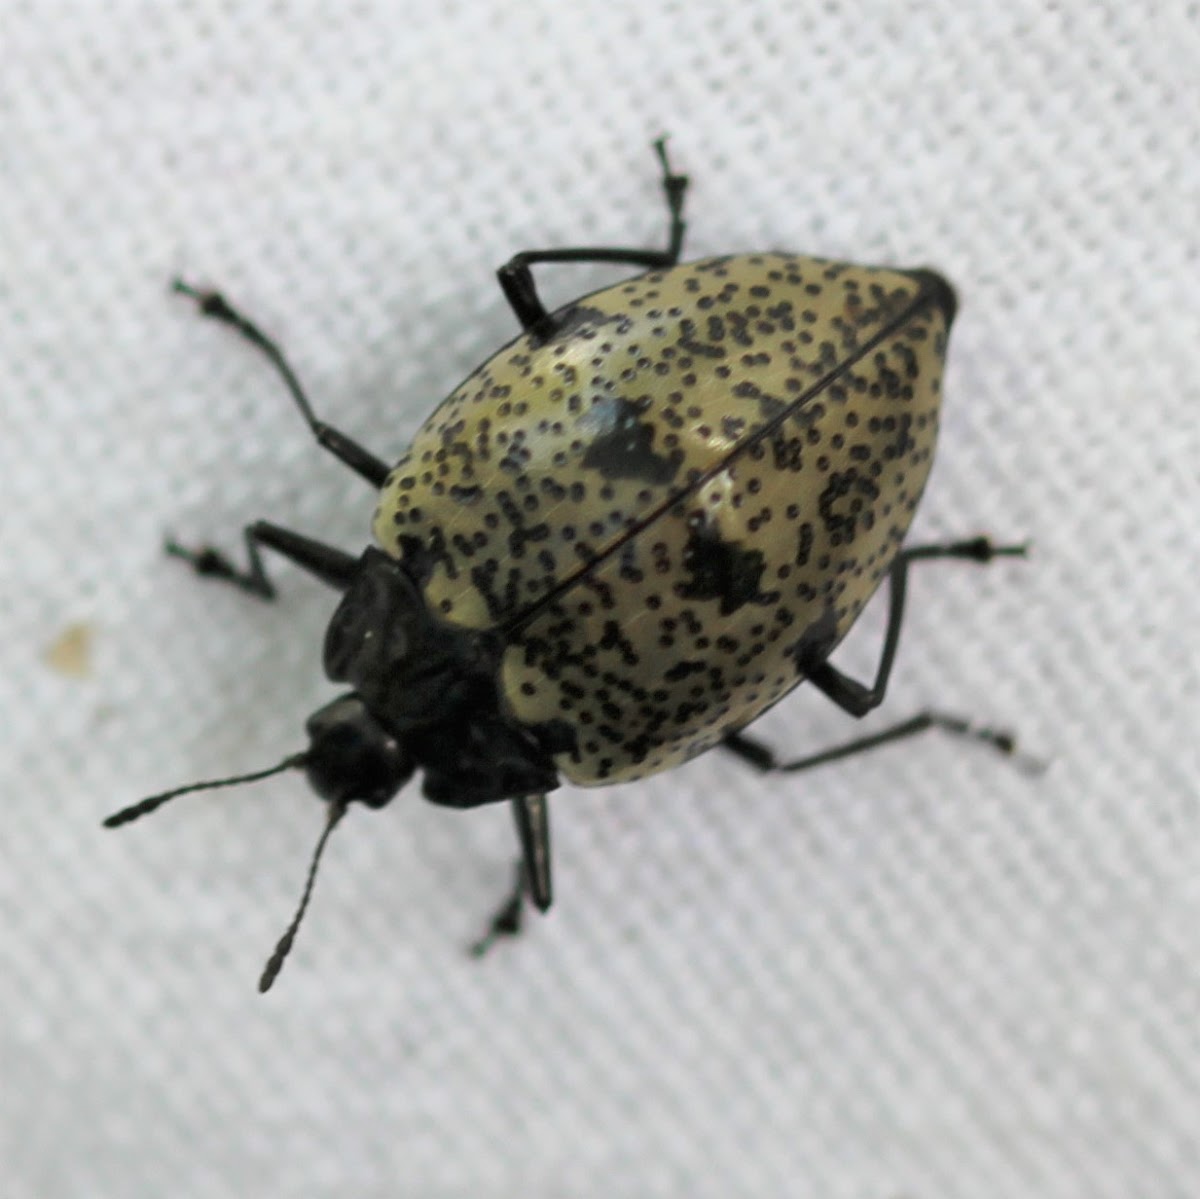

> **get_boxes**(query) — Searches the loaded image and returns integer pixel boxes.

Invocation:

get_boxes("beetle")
[105,141,1027,989]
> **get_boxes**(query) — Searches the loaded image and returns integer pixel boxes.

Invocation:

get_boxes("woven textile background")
[5,3,1198,1196]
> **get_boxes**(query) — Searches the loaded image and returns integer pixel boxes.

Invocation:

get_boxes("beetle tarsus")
[166,521,361,600]
[165,536,277,600]
[723,711,1041,775]
[495,140,691,336]
[469,863,527,958]
[902,535,1029,563]
[171,277,390,486]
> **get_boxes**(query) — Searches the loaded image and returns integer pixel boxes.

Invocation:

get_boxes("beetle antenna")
[102,754,307,829]
[259,800,348,993]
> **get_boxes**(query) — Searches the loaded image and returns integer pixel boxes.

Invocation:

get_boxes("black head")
[102,691,414,830]
[302,693,414,807]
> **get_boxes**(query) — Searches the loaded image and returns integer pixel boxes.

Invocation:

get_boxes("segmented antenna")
[259,801,349,993]
[102,754,307,828]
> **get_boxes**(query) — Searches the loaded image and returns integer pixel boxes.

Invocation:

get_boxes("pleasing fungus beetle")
[106,141,1028,989]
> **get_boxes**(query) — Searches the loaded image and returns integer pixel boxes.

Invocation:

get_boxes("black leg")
[511,793,552,912]
[723,711,1042,776]
[166,520,359,600]
[172,280,391,488]
[469,794,552,957]
[805,536,1028,718]
[469,863,526,958]
[497,138,689,339]
[722,534,1035,773]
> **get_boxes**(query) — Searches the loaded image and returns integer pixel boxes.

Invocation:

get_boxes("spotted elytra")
[105,140,1030,989]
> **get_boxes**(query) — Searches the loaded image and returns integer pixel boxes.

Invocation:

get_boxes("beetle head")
[301,692,415,808]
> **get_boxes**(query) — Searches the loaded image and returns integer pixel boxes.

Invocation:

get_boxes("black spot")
[424,527,458,580]
[470,560,524,621]
[617,540,644,583]
[677,317,726,359]
[664,659,707,682]
[733,379,786,421]
[508,522,550,558]
[818,469,880,544]
[543,305,616,343]
[498,443,531,474]
[726,311,754,347]
[767,428,805,471]
[622,732,657,765]
[579,396,680,484]
[795,522,814,566]
[676,520,775,616]
[449,483,482,505]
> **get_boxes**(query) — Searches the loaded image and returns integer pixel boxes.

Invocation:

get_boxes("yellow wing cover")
[374,255,950,783]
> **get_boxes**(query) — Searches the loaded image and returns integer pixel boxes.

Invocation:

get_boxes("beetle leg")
[900,535,1030,566]
[722,712,1040,775]
[469,794,552,957]
[172,279,391,487]
[469,863,526,957]
[805,536,1028,717]
[166,520,359,600]
[803,555,910,717]
[511,793,553,912]
[724,534,1033,771]
[496,138,689,338]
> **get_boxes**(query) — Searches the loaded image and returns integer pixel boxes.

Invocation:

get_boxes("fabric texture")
[5,3,1198,1196]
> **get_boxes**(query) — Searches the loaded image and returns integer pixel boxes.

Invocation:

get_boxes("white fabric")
[5,3,1198,1196]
